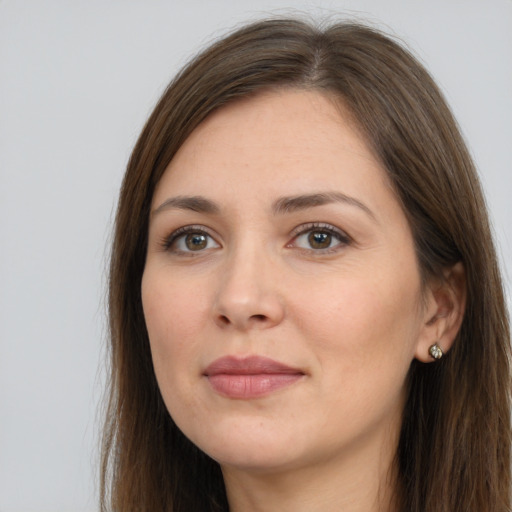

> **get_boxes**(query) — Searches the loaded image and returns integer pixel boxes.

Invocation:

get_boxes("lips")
[203,355,305,399]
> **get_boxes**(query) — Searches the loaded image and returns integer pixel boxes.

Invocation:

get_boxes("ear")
[414,262,466,362]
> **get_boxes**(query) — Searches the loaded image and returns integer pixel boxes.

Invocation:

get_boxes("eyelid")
[287,222,352,251]
[159,222,351,254]
[160,224,220,252]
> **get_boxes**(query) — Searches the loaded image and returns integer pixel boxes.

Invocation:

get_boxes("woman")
[101,18,511,511]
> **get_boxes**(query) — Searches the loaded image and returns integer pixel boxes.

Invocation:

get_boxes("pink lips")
[204,356,304,399]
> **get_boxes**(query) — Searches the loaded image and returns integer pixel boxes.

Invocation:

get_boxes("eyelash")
[160,223,351,254]
[288,222,351,253]
[160,225,218,253]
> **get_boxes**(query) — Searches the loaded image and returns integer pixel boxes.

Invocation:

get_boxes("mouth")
[203,355,305,399]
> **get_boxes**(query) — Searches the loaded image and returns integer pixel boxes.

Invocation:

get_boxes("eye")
[162,226,220,253]
[290,223,350,252]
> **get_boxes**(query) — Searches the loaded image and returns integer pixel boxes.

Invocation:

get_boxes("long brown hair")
[101,18,511,511]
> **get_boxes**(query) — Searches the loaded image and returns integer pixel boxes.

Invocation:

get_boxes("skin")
[141,89,463,511]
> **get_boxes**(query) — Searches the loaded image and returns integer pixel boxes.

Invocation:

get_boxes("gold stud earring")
[429,343,444,360]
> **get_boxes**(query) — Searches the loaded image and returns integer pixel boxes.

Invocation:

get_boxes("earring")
[429,343,444,360]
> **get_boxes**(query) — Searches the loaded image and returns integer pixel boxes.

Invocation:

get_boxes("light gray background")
[1,1,510,510]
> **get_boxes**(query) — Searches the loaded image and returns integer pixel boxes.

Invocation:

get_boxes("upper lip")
[203,355,304,376]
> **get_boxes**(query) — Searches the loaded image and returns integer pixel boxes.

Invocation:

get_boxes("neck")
[222,436,399,512]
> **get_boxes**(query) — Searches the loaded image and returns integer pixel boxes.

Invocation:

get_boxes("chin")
[188,420,313,473]
[212,447,303,474]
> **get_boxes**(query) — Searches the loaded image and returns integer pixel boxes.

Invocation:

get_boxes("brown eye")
[308,231,332,249]
[185,233,208,251]
[165,227,220,253]
[291,224,350,252]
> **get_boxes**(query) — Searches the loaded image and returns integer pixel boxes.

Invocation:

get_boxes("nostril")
[217,313,268,327]
[218,315,230,325]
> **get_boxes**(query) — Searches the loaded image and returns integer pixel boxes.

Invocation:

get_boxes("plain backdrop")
[1,1,510,510]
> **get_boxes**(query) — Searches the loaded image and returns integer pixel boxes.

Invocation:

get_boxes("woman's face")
[142,90,434,475]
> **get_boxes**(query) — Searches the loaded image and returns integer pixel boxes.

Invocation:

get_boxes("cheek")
[295,267,422,372]
[300,274,421,426]
[141,272,210,377]
[141,271,214,424]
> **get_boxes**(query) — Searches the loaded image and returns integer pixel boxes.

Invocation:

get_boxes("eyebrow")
[152,195,220,216]
[272,192,376,221]
[152,191,376,221]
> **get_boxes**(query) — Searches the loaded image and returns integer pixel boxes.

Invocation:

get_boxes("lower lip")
[207,373,303,399]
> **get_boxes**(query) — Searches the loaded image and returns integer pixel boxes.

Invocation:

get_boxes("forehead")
[152,89,393,212]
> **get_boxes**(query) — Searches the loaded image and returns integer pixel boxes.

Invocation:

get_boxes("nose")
[212,244,285,331]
